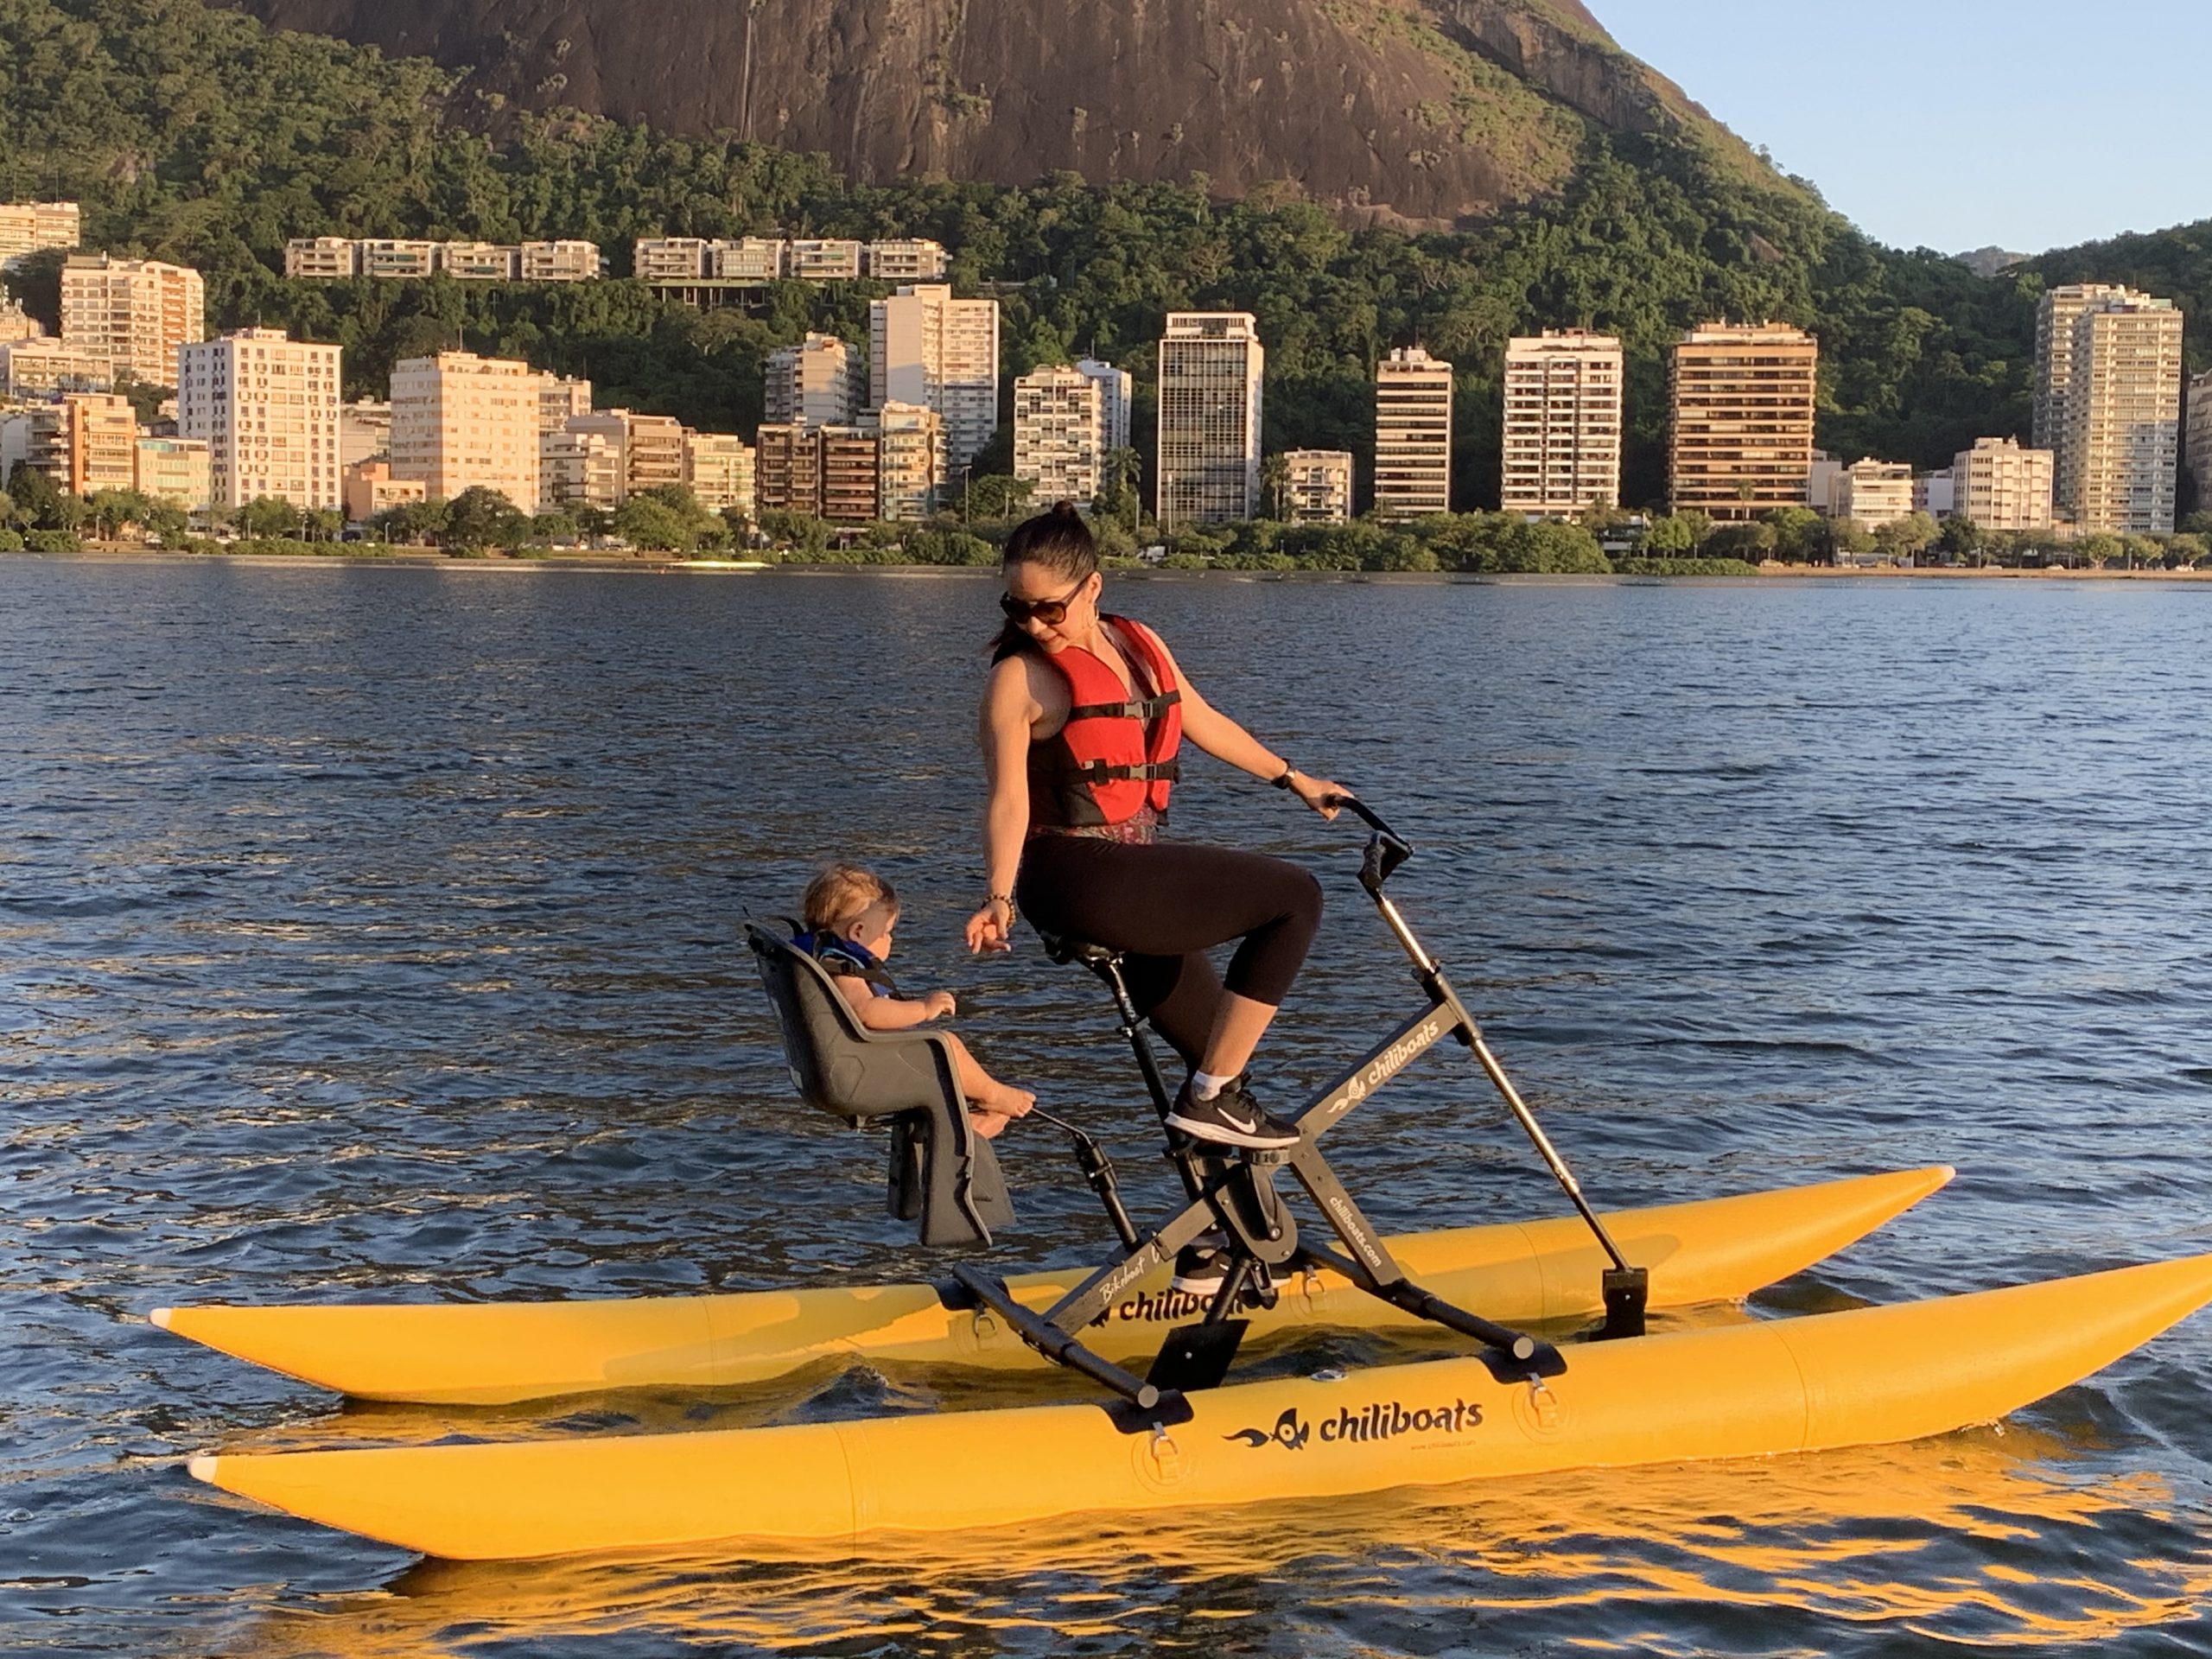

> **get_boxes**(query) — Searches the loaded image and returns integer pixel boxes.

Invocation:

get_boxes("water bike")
[160,802,2212,1560]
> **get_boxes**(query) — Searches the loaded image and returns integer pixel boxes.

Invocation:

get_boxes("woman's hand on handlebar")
[1289,772,1349,820]
[964,897,1015,953]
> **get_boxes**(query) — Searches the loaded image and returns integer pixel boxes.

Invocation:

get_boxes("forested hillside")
[0,0,2202,511]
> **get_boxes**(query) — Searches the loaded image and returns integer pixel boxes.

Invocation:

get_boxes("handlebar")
[1324,794,1414,894]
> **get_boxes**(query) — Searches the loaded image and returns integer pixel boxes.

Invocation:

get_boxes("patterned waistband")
[1028,805,1163,846]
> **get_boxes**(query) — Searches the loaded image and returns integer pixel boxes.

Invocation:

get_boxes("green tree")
[1761,506,1826,563]
[85,489,156,540]
[1639,514,1699,556]
[1706,521,1777,562]
[1826,521,1876,563]
[2078,532,2123,569]
[442,486,530,552]
[238,496,304,537]
[1873,512,1940,563]
[1099,448,1143,531]
[1938,515,1986,565]
[965,475,1037,522]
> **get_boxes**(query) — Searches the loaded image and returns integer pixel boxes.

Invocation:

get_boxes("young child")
[796,863,1035,1139]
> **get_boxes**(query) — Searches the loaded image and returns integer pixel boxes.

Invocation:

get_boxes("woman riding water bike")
[963,504,1350,1268]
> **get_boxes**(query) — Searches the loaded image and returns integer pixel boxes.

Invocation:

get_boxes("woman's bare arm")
[965,657,1039,952]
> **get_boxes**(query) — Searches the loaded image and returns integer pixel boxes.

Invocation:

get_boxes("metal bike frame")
[946,800,1644,1416]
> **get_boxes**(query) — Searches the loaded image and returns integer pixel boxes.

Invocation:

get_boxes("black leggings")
[1016,836,1324,1068]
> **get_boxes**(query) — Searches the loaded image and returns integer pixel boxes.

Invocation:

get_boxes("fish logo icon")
[1224,1407,1311,1452]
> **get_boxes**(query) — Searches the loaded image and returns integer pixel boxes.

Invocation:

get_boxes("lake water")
[3,557,2209,1656]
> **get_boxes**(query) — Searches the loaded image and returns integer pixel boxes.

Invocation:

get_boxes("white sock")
[1190,1071,1230,1101]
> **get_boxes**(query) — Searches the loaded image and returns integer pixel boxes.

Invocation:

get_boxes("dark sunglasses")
[998,576,1088,627]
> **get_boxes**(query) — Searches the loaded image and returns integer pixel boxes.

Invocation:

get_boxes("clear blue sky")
[1597,0,2209,254]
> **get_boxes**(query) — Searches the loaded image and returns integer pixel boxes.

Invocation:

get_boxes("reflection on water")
[4,563,2212,1655]
[222,1432,2204,1656]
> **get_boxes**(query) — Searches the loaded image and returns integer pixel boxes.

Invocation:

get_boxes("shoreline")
[4,548,2208,583]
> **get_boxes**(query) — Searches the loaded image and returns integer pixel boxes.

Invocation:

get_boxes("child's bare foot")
[969,1109,1009,1140]
[980,1083,1035,1119]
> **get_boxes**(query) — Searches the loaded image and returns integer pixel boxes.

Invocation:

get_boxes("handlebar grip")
[1325,793,1404,845]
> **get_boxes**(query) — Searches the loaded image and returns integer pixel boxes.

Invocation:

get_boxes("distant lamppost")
[958,463,973,524]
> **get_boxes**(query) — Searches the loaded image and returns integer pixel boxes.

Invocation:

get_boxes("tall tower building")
[2187,369,2212,512]
[870,402,945,521]
[1500,331,1622,518]
[1951,437,2054,531]
[59,254,204,386]
[1076,358,1133,453]
[389,352,543,514]
[1668,321,1818,521]
[868,286,1000,474]
[177,328,341,510]
[1156,312,1263,530]
[2033,283,2131,464]
[1013,365,1105,506]
[564,410,687,501]
[765,334,861,429]
[1373,346,1453,518]
[2061,293,2183,534]
[683,430,755,517]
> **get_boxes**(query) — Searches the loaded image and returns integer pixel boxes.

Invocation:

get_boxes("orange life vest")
[1027,617,1183,830]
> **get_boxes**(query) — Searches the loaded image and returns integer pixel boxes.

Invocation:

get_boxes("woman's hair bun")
[1050,499,1081,520]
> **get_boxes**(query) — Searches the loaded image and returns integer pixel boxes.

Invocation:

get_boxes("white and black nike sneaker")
[1170,1239,1231,1296]
[1165,1075,1301,1151]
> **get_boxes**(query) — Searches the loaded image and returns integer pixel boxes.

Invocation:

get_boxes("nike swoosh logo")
[1217,1107,1257,1132]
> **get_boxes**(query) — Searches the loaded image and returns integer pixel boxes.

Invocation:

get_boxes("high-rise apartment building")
[2033,283,2131,461]
[59,254,204,386]
[1669,321,1818,521]
[1828,458,1915,528]
[135,436,213,512]
[2188,370,2212,509]
[177,327,342,509]
[869,285,1000,474]
[1013,365,1104,505]
[1077,359,1133,454]
[389,352,543,514]
[21,393,137,496]
[0,201,80,267]
[1278,450,1354,523]
[683,430,755,516]
[1500,331,1622,518]
[1951,437,2054,531]
[1156,312,1263,530]
[766,334,861,429]
[820,428,880,523]
[1373,346,1452,519]
[339,398,392,468]
[2059,294,2183,534]
[753,424,821,518]
[751,424,879,522]
[871,402,944,521]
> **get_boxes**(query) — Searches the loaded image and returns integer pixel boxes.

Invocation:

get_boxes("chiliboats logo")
[1224,1395,1484,1451]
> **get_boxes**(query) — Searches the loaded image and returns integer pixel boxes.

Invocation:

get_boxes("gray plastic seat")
[746,921,1014,1247]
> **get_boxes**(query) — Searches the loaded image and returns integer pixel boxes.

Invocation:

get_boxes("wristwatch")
[1271,765,1299,791]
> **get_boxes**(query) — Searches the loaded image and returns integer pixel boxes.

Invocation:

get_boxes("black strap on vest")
[1065,689,1183,723]
[1066,758,1182,785]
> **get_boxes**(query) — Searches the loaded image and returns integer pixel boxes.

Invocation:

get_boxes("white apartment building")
[0,201,80,267]
[339,399,391,467]
[864,239,950,282]
[634,238,715,283]
[2062,294,2183,534]
[684,430,755,516]
[564,410,688,501]
[1157,312,1263,529]
[441,241,518,282]
[388,353,543,514]
[59,254,204,386]
[177,327,342,510]
[870,402,945,521]
[1374,346,1452,518]
[1500,331,1621,518]
[766,333,861,429]
[359,240,440,279]
[538,375,592,434]
[540,427,624,512]
[712,238,787,283]
[135,436,213,512]
[519,241,601,283]
[789,239,864,281]
[1279,449,1354,523]
[1828,458,1915,528]
[2188,370,2212,510]
[0,337,113,397]
[1951,437,2053,531]
[1013,365,1104,505]
[2033,283,2131,463]
[870,285,1000,474]
[1077,358,1133,453]
[0,289,41,344]
[284,238,359,280]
